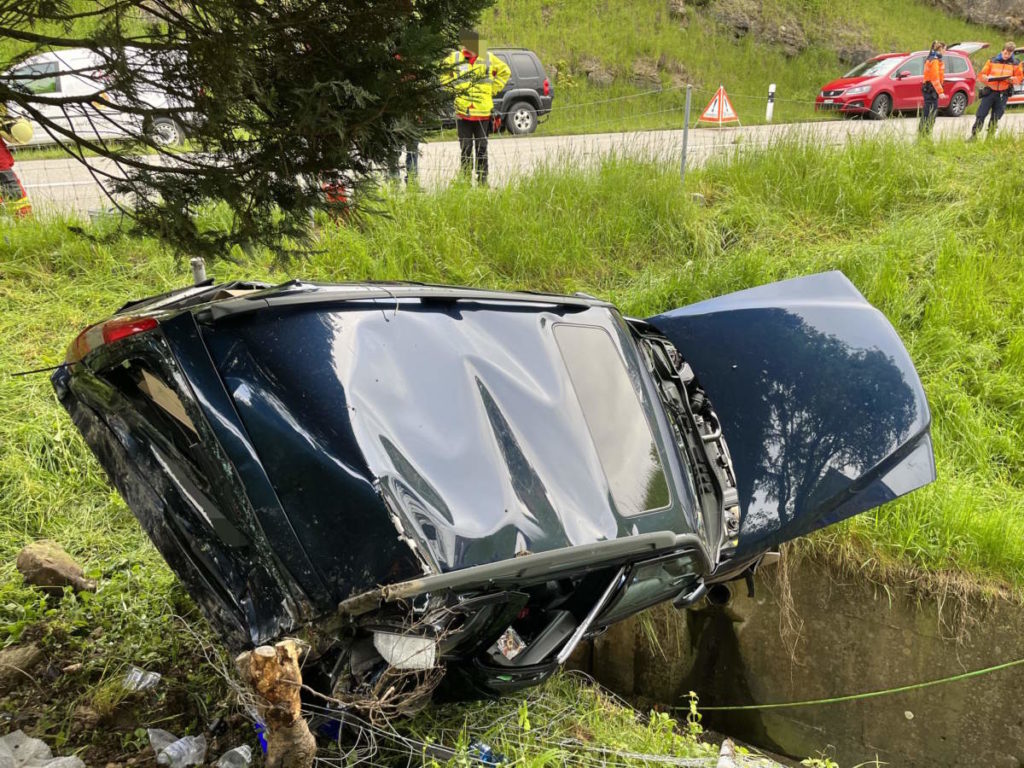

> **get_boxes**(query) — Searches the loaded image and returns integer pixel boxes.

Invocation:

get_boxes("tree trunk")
[235,640,316,768]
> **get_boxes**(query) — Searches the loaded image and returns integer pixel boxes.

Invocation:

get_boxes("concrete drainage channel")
[579,554,1024,768]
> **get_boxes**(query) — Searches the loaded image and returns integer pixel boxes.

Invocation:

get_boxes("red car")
[815,42,988,119]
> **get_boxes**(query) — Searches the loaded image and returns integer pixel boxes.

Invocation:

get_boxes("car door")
[890,55,925,110]
[941,54,970,107]
[645,272,935,558]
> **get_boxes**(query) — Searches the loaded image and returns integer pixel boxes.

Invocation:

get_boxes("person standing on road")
[970,41,1023,139]
[441,29,510,185]
[919,41,945,137]
[0,109,33,216]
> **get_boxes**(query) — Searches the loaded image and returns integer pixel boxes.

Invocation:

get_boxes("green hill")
[478,0,1010,131]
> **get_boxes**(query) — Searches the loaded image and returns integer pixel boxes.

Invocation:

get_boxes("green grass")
[479,0,1008,133]
[1,132,1023,757]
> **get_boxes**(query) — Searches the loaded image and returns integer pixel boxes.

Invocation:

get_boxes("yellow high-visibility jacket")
[441,50,511,120]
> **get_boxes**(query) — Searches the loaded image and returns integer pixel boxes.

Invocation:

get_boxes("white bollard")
[766,83,776,123]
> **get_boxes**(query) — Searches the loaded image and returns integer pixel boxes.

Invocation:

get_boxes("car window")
[945,56,968,75]
[844,58,900,78]
[10,61,60,94]
[511,53,540,79]
[894,56,925,77]
[553,324,671,517]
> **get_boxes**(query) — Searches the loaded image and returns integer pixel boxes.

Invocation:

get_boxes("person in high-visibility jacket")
[441,30,511,184]
[919,41,945,137]
[970,41,1023,139]
[0,108,33,217]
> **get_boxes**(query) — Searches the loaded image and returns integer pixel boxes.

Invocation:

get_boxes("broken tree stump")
[235,639,316,768]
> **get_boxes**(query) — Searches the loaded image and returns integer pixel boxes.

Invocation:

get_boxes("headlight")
[845,85,871,95]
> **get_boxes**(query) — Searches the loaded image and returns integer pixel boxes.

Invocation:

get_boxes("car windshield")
[844,57,901,78]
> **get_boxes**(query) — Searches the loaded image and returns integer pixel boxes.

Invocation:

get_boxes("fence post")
[681,84,692,183]
[766,83,776,123]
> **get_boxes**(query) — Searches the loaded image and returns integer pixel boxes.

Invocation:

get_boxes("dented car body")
[52,271,934,702]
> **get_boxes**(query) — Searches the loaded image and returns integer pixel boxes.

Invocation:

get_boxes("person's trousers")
[918,88,939,135]
[972,90,1010,136]
[0,168,30,216]
[456,118,489,183]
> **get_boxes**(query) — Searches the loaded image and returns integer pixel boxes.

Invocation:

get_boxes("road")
[14,113,1024,215]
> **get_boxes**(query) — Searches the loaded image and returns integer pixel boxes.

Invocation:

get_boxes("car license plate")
[824,99,834,104]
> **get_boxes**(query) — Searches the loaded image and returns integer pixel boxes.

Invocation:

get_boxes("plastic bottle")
[216,745,253,768]
[155,735,207,767]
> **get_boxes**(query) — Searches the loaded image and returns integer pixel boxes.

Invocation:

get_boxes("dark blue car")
[52,271,934,705]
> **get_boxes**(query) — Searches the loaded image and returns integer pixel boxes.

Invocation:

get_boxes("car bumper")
[815,97,870,113]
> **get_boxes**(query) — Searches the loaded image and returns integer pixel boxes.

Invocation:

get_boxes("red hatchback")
[815,43,987,119]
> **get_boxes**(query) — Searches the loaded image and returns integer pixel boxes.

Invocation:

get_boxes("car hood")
[647,271,935,558]
[821,76,876,90]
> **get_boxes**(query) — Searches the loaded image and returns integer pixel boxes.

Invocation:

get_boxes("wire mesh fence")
[10,90,1024,218]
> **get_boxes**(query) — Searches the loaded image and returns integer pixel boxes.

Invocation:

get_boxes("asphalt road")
[14,112,1024,215]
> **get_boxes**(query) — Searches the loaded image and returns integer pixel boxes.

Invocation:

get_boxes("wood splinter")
[236,639,317,768]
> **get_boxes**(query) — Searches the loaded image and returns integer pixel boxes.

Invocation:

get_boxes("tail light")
[543,78,550,96]
[68,316,159,363]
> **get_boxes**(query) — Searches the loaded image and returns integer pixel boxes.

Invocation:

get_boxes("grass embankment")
[478,0,1007,133]
[1,134,1022,760]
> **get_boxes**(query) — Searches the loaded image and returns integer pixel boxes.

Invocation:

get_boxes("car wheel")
[506,101,538,135]
[870,93,892,120]
[149,117,185,147]
[943,90,968,117]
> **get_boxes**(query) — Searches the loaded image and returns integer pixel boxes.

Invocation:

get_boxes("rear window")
[946,56,969,75]
[553,324,670,517]
[511,53,541,78]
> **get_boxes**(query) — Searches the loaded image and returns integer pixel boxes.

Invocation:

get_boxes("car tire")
[943,90,968,117]
[870,93,892,120]
[506,101,538,135]
[149,117,185,147]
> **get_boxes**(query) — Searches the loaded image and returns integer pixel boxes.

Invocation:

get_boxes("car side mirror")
[897,70,911,79]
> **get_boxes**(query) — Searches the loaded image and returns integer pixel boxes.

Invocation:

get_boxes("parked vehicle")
[1009,47,1024,107]
[815,42,988,119]
[490,48,554,134]
[2,47,188,147]
[52,272,934,705]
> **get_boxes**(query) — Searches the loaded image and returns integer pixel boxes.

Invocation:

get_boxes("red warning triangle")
[698,85,740,126]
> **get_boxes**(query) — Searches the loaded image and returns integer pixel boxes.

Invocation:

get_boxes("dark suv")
[491,48,554,134]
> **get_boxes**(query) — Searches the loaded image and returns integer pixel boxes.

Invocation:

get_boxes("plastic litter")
[215,745,252,768]
[155,735,207,768]
[0,730,85,768]
[467,740,505,766]
[123,665,162,691]
[147,729,179,754]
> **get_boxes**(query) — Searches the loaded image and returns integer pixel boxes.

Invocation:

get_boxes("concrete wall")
[588,556,1024,767]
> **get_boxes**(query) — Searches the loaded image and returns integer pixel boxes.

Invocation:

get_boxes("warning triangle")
[698,86,740,126]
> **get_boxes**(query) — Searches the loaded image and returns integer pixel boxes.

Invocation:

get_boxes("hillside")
[478,0,1014,131]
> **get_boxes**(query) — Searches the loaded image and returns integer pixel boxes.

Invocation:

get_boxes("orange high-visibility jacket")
[923,55,944,96]
[978,54,1023,92]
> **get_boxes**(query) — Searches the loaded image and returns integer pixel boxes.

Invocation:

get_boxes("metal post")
[681,84,692,183]
[766,83,776,123]
[190,257,207,285]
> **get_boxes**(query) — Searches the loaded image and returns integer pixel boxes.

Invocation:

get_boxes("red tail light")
[68,316,159,363]
[543,78,550,96]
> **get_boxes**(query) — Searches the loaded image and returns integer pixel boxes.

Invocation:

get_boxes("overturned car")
[52,271,934,706]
